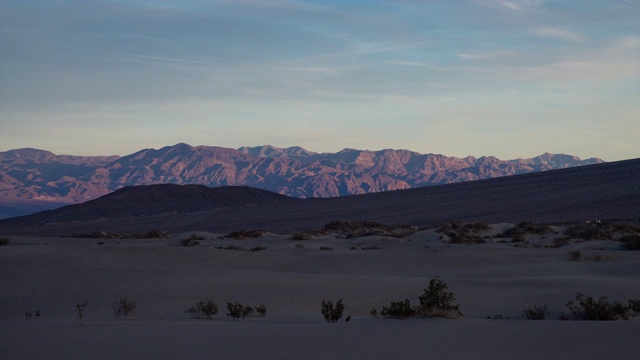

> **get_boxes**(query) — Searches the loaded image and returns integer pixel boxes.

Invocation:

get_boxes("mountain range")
[1,158,638,236]
[0,144,603,219]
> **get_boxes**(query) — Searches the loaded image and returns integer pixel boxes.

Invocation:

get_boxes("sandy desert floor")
[1,227,640,359]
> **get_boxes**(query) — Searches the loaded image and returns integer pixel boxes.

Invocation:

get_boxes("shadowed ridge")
[0,184,296,225]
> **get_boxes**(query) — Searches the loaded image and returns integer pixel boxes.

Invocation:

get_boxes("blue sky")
[1,0,638,161]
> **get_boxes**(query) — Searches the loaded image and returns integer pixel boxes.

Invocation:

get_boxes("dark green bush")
[415,277,462,318]
[224,230,266,239]
[112,297,136,319]
[76,300,88,325]
[380,299,415,319]
[620,235,640,250]
[291,233,312,240]
[522,305,549,320]
[185,298,218,319]
[561,293,640,321]
[180,236,200,247]
[226,302,244,320]
[373,277,462,319]
[321,299,345,323]
[568,250,582,261]
[254,304,267,316]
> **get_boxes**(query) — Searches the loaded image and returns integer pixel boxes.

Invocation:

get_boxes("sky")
[0,0,638,161]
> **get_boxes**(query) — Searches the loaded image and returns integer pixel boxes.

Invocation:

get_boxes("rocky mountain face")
[0,144,603,218]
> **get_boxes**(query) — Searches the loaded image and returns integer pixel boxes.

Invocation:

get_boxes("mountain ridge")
[0,144,604,218]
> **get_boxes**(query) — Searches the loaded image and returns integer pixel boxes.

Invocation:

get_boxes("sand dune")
[1,228,640,359]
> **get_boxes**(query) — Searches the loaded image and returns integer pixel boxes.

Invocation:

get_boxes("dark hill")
[0,185,296,226]
[0,158,638,236]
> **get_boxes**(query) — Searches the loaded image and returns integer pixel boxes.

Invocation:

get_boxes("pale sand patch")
[1,233,639,359]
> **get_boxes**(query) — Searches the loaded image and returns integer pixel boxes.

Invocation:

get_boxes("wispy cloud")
[531,27,588,43]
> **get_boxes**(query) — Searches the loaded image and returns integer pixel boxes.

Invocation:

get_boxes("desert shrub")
[76,300,88,325]
[321,299,345,323]
[291,233,312,241]
[226,302,244,320]
[225,302,259,320]
[185,298,218,319]
[445,231,486,245]
[462,222,492,233]
[380,299,415,319]
[487,314,508,320]
[132,230,173,239]
[561,293,640,321]
[374,277,462,319]
[224,230,265,239]
[112,297,137,319]
[620,235,640,250]
[319,246,333,250]
[567,250,609,262]
[254,304,267,316]
[566,225,612,241]
[361,245,383,250]
[500,221,552,238]
[248,246,267,252]
[224,245,244,251]
[242,305,255,318]
[180,235,200,247]
[295,244,304,249]
[415,277,462,318]
[349,246,358,250]
[0,237,10,246]
[324,221,416,239]
[522,305,549,320]
[568,250,582,261]
[553,236,571,248]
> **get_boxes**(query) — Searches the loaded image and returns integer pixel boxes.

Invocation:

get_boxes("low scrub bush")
[132,230,173,239]
[324,221,416,239]
[0,237,10,246]
[568,250,582,261]
[248,246,267,252]
[620,235,640,250]
[566,225,612,241]
[415,277,462,318]
[76,300,88,325]
[112,297,137,320]
[568,250,608,262]
[291,233,312,241]
[372,277,462,319]
[185,298,218,319]
[500,221,553,238]
[180,236,200,247]
[319,246,333,250]
[225,302,264,320]
[380,299,415,319]
[522,305,549,320]
[560,293,640,321]
[224,230,266,239]
[254,304,267,316]
[321,299,345,323]
[462,222,492,233]
[487,314,508,320]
